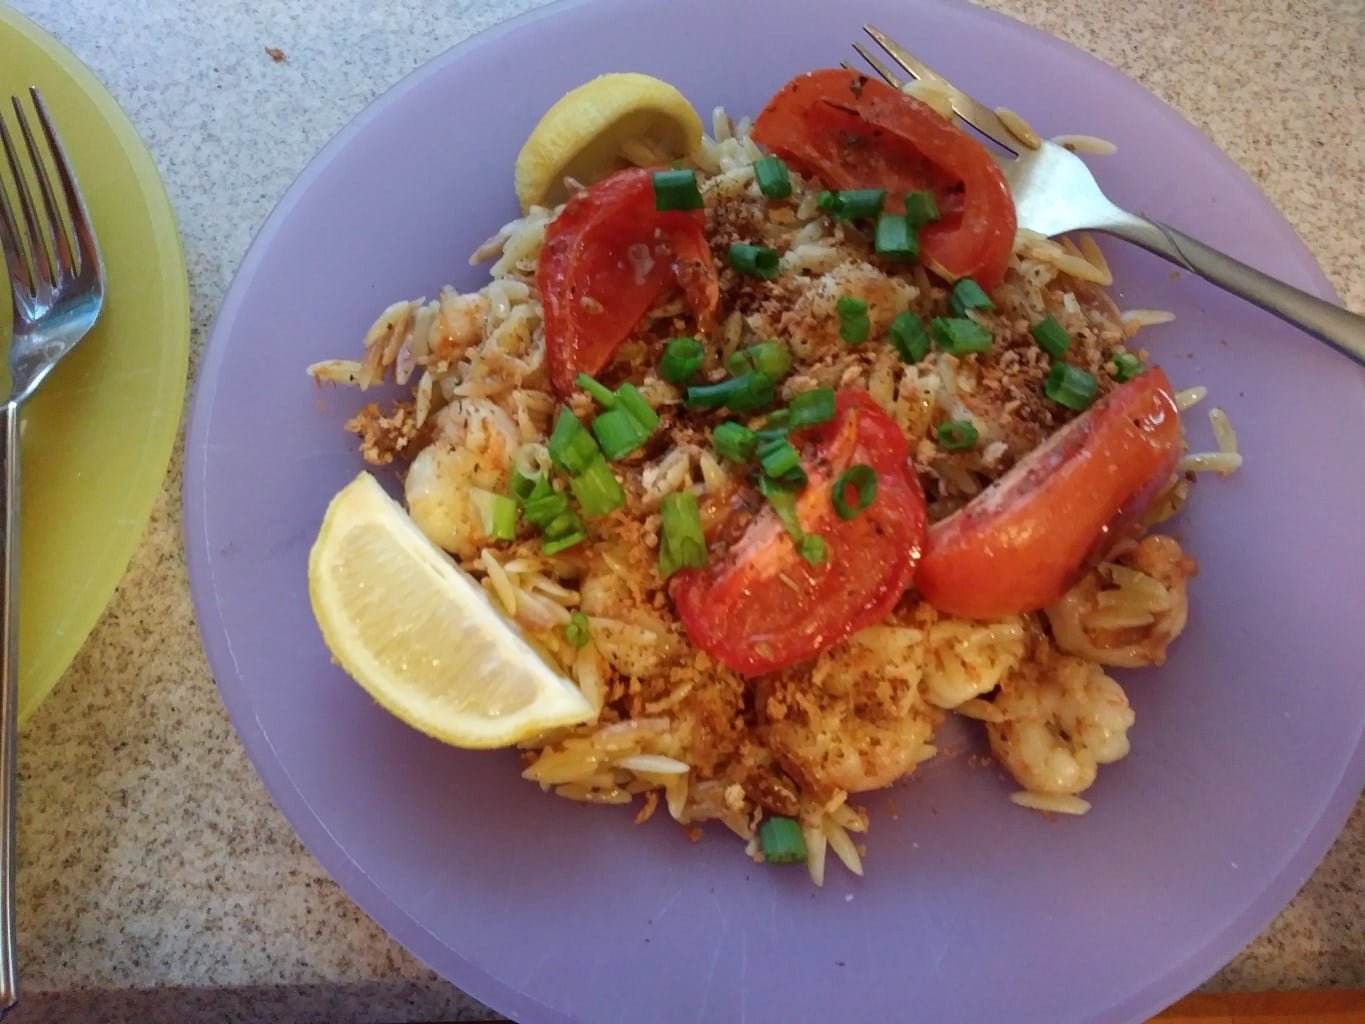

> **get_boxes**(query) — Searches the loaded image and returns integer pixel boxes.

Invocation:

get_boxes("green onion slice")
[874,213,918,261]
[888,311,930,363]
[837,295,871,345]
[652,168,703,211]
[817,188,886,221]
[949,277,994,316]
[548,407,601,474]
[713,421,759,463]
[762,408,791,433]
[658,492,708,579]
[564,611,591,648]
[660,336,705,385]
[756,475,803,540]
[1044,362,1099,411]
[521,489,570,528]
[930,316,993,355]
[832,464,878,520]
[615,382,661,432]
[757,437,802,479]
[903,190,940,228]
[744,340,791,380]
[591,408,650,460]
[753,155,792,199]
[728,242,780,279]
[511,469,552,505]
[1030,315,1071,359]
[798,534,829,566]
[569,456,626,517]
[470,489,518,541]
[937,418,980,451]
[786,388,836,430]
[1111,351,1144,382]
[685,371,775,413]
[759,816,807,865]
[575,372,618,408]
[541,528,588,556]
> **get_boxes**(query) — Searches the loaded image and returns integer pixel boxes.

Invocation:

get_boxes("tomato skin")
[536,167,719,395]
[915,369,1183,620]
[752,68,1016,289]
[672,390,926,676]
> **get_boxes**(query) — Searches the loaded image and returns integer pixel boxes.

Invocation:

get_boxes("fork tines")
[855,24,1022,156]
[0,88,91,300]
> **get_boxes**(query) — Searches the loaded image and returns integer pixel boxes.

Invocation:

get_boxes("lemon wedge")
[514,72,704,212]
[308,472,596,748]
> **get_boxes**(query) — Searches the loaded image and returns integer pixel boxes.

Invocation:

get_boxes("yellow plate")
[0,8,189,722]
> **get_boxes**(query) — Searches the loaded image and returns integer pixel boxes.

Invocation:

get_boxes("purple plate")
[184,0,1365,1021]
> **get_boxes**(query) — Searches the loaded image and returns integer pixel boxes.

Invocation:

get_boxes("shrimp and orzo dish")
[308,69,1236,884]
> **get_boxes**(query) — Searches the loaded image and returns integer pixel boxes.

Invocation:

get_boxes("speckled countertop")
[6,0,1362,1021]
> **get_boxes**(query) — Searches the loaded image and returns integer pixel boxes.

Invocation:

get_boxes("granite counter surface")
[6,0,1362,1021]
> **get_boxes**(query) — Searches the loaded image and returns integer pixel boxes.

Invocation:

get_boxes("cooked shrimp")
[579,545,683,679]
[404,398,518,559]
[986,650,1134,796]
[758,622,942,800]
[1046,534,1198,668]
[918,605,1028,710]
[426,288,491,363]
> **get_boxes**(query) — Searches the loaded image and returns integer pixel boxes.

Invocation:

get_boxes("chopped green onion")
[874,213,918,260]
[547,407,601,474]
[511,469,552,505]
[713,421,759,463]
[757,437,802,479]
[832,464,878,520]
[759,816,807,865]
[1111,351,1144,382]
[470,489,518,541]
[569,456,626,517]
[519,483,588,554]
[591,409,649,460]
[541,528,588,555]
[685,371,775,413]
[753,155,792,199]
[1044,362,1099,411]
[575,372,618,408]
[818,188,886,221]
[652,168,703,211]
[777,464,808,489]
[521,489,570,527]
[615,382,661,432]
[728,242,780,279]
[744,340,791,380]
[1029,315,1071,359]
[660,336,705,385]
[888,311,930,363]
[903,190,940,228]
[762,408,791,432]
[937,418,980,450]
[658,492,707,579]
[787,388,836,430]
[564,611,591,648]
[756,475,804,542]
[837,296,871,345]
[930,316,993,355]
[798,534,829,565]
[949,278,994,316]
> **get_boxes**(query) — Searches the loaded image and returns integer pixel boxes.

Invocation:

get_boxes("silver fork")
[0,88,106,1017]
[853,25,1365,365]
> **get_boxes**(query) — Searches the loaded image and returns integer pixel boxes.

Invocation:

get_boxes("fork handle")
[1103,216,1365,366]
[0,401,18,1017]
